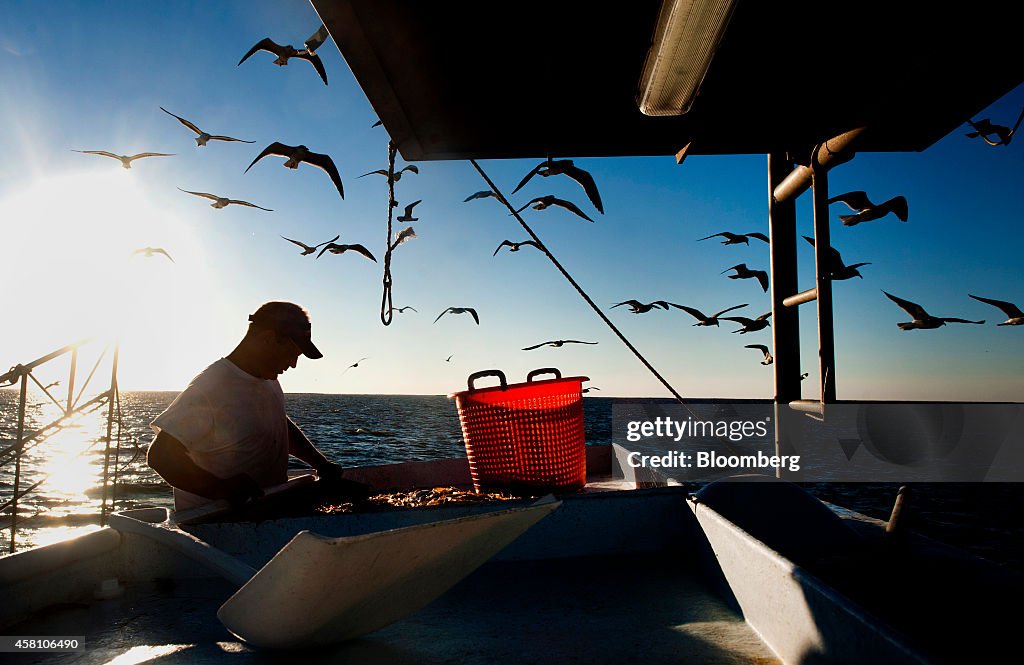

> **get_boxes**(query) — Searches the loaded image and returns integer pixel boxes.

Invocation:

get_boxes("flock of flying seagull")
[72,19,1021,383]
[588,111,1023,369]
[74,24,381,272]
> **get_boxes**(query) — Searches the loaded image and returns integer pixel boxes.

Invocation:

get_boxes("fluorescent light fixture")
[637,0,738,116]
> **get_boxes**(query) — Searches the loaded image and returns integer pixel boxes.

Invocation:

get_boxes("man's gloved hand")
[221,473,264,508]
[315,462,373,500]
[314,461,347,484]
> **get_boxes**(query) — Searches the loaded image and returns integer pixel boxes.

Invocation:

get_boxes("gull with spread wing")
[801,236,870,280]
[178,187,272,210]
[359,165,418,182]
[493,239,543,256]
[434,307,480,325]
[515,195,594,222]
[316,242,376,262]
[397,200,421,222]
[237,24,330,85]
[464,190,500,202]
[611,300,670,314]
[883,291,984,330]
[159,107,254,146]
[698,231,769,245]
[131,247,175,263]
[965,108,1024,146]
[74,150,173,169]
[281,234,340,256]
[245,142,345,200]
[511,159,603,214]
[968,294,1024,326]
[722,264,768,292]
[828,191,908,227]
[670,303,748,326]
[722,312,772,334]
[522,339,598,351]
[745,344,774,365]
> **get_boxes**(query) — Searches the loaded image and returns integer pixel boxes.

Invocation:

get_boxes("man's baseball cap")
[248,301,323,359]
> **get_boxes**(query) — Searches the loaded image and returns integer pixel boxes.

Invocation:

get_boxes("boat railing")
[0,338,121,553]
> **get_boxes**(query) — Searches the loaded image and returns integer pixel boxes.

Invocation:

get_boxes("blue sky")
[0,1,1021,400]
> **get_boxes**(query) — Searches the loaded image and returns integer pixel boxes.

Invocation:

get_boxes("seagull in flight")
[698,231,769,245]
[434,307,480,325]
[390,305,418,314]
[582,386,601,394]
[245,142,345,200]
[494,239,543,256]
[445,354,454,362]
[522,339,598,351]
[159,107,254,147]
[464,190,500,202]
[74,150,173,169]
[316,242,377,262]
[968,294,1024,326]
[515,195,594,222]
[670,303,748,326]
[611,300,670,314]
[237,24,330,85]
[828,191,909,227]
[391,227,416,250]
[801,236,870,280]
[722,312,772,334]
[511,159,604,214]
[883,291,984,330]
[178,188,272,211]
[722,264,768,292]
[131,247,175,263]
[281,234,340,255]
[965,109,1024,146]
[745,344,774,365]
[397,200,421,222]
[360,165,418,182]
[341,357,368,375]
[42,381,61,390]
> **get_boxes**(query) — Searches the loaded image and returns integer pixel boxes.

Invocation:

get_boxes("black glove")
[222,473,264,508]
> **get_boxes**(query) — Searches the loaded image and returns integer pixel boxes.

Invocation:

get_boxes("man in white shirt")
[148,301,367,511]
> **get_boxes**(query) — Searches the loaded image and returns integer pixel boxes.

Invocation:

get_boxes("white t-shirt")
[151,358,290,510]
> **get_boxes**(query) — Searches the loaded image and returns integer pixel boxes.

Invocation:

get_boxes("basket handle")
[467,370,507,391]
[526,368,562,382]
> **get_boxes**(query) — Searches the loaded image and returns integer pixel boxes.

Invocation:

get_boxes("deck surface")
[7,554,779,664]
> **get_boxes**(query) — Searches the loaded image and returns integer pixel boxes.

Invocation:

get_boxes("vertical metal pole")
[769,153,801,478]
[769,153,802,403]
[9,371,28,553]
[66,348,78,416]
[99,344,119,527]
[811,159,837,403]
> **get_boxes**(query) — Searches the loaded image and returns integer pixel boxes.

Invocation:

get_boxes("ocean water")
[0,390,613,551]
[0,390,1021,572]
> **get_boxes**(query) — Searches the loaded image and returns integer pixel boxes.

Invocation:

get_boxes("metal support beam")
[783,288,818,308]
[789,400,824,416]
[811,156,837,403]
[769,153,802,480]
[772,128,864,204]
[768,154,802,404]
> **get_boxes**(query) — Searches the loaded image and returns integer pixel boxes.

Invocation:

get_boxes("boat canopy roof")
[313,0,1023,160]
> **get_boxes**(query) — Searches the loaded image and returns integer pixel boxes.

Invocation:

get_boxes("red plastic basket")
[450,368,589,494]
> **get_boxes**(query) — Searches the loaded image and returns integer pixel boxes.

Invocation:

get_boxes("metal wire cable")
[469,159,687,404]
